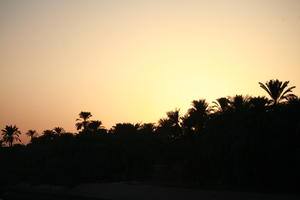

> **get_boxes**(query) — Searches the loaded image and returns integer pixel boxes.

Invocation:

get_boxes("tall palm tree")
[1,125,21,147]
[76,111,92,131]
[259,79,296,105]
[26,129,37,140]
[53,127,65,135]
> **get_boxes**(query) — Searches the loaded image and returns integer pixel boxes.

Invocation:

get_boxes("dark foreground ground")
[1,182,300,200]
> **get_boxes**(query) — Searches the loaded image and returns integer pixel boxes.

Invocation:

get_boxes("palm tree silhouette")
[158,109,181,128]
[287,95,300,104]
[138,123,156,135]
[158,109,182,139]
[259,79,296,105]
[166,109,181,127]
[76,111,92,132]
[53,127,65,135]
[183,99,210,134]
[43,129,55,136]
[26,129,38,140]
[1,125,21,147]
[229,95,250,111]
[87,120,106,134]
[212,97,230,112]
[110,123,138,136]
[249,96,269,110]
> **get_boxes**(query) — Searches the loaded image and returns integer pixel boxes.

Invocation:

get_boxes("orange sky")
[1,0,300,144]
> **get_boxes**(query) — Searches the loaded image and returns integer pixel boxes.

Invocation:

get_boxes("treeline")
[1,79,300,193]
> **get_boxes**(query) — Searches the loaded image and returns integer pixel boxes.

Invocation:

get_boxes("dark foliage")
[0,80,299,194]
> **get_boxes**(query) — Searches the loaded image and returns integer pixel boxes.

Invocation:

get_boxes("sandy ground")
[3,182,299,200]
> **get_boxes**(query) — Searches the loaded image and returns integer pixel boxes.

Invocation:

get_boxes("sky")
[1,0,300,143]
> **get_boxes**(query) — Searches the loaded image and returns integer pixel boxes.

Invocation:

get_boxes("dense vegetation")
[1,79,300,193]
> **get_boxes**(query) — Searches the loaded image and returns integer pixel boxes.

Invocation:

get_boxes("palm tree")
[53,127,65,135]
[212,97,230,112]
[43,129,55,136]
[158,109,181,129]
[87,120,106,134]
[166,109,181,127]
[110,123,138,136]
[1,125,21,147]
[158,108,182,139]
[76,111,92,132]
[183,99,210,134]
[39,129,55,142]
[229,95,250,111]
[259,79,296,105]
[138,123,156,135]
[287,95,300,104]
[249,96,269,110]
[26,129,37,140]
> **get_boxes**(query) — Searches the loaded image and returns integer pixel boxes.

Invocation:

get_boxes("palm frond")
[259,82,272,98]
[75,122,83,130]
[281,86,296,99]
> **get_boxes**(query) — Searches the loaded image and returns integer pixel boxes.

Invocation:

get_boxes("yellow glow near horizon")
[1,0,300,144]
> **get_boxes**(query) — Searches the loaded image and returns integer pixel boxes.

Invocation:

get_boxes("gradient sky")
[1,0,300,143]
